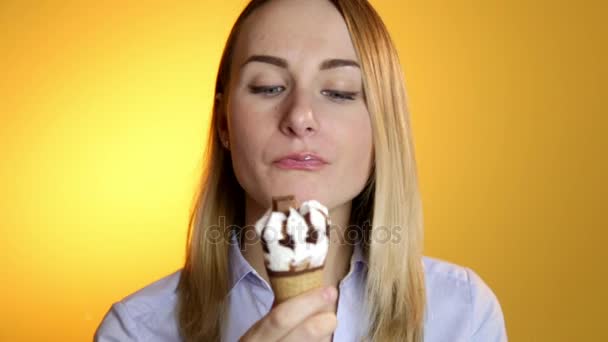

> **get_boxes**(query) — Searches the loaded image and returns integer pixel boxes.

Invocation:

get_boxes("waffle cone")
[269,267,324,305]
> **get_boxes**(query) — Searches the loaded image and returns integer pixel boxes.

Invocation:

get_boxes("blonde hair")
[176,1,426,341]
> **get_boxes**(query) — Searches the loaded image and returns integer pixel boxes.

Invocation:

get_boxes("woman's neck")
[240,195,354,290]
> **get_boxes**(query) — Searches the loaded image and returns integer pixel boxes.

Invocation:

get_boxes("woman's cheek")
[346,113,373,178]
[232,118,270,168]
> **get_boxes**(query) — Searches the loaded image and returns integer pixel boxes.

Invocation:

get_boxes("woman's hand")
[239,286,338,341]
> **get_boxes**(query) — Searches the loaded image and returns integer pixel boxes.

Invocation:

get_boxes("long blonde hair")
[176,1,426,341]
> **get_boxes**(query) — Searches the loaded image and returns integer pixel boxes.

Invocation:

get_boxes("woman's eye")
[248,85,285,96]
[321,90,358,101]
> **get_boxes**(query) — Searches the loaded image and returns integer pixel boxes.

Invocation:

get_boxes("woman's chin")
[265,186,328,206]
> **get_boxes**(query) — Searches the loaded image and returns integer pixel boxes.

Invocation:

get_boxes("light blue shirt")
[95,236,507,341]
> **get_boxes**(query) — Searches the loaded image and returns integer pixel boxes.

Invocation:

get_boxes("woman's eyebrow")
[320,58,360,70]
[241,55,287,69]
[241,54,360,70]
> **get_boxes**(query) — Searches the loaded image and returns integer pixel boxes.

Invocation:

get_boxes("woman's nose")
[279,89,319,138]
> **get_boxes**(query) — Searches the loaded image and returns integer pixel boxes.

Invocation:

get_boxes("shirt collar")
[228,232,256,292]
[227,232,368,292]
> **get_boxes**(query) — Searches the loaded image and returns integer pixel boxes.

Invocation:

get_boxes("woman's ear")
[215,93,230,149]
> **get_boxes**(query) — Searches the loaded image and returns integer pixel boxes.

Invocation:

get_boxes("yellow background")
[0,1,605,341]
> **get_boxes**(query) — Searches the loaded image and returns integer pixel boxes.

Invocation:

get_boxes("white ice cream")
[255,200,330,272]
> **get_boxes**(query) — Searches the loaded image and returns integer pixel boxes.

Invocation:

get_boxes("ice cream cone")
[255,196,331,306]
[269,266,324,305]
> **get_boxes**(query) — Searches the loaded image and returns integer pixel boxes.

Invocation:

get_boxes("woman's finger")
[278,312,337,342]
[240,286,337,341]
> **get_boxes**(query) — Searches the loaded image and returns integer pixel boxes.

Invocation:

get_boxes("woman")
[95,0,507,341]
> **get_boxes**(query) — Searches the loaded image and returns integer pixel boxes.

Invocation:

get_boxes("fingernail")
[323,287,337,302]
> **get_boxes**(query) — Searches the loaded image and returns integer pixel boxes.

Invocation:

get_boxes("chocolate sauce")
[260,227,270,253]
[278,219,295,250]
[269,196,328,250]
[304,212,319,244]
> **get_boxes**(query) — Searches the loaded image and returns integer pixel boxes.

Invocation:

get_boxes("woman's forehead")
[233,0,359,67]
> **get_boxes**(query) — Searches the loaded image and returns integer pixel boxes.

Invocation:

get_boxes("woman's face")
[222,0,373,213]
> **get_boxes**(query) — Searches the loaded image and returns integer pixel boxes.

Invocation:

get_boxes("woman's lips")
[273,158,327,170]
[273,153,328,171]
